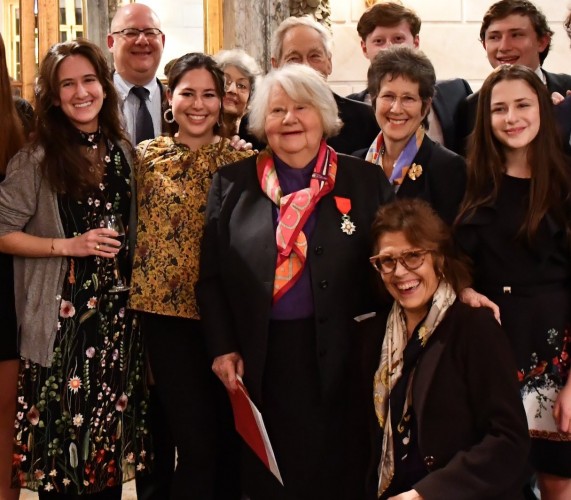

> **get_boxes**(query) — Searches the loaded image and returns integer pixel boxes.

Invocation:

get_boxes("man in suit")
[107,3,166,144]
[348,1,472,155]
[458,0,571,155]
[107,5,174,499]
[268,16,379,155]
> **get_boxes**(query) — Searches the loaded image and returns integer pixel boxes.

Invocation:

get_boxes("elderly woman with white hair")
[214,48,261,136]
[197,63,393,499]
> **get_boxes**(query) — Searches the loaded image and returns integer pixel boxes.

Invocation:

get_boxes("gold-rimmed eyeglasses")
[369,249,431,274]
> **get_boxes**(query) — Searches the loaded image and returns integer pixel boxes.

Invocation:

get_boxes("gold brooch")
[408,163,423,180]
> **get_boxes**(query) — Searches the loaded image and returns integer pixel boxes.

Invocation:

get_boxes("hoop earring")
[163,108,175,124]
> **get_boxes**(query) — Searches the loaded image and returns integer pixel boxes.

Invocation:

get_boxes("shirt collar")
[113,72,159,101]
[534,66,546,85]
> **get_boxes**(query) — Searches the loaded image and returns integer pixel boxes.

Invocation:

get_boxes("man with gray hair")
[269,15,380,155]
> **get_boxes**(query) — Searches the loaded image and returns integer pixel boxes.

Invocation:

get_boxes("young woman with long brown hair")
[0,31,28,500]
[456,64,571,499]
[0,39,149,499]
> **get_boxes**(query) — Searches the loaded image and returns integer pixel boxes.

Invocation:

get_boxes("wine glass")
[101,214,129,292]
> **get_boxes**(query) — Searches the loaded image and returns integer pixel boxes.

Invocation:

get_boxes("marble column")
[222,0,290,72]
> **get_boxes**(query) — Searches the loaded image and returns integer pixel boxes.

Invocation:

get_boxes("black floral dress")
[456,174,571,476]
[12,132,150,494]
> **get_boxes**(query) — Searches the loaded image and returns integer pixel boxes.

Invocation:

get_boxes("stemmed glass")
[101,214,129,292]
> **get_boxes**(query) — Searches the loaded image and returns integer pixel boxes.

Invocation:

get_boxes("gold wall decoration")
[290,0,331,28]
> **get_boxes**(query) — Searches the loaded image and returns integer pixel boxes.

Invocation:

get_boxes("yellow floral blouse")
[129,136,254,319]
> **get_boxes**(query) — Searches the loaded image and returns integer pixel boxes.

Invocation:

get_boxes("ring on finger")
[95,244,100,251]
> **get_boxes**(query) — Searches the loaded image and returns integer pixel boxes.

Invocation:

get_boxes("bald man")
[108,3,166,144]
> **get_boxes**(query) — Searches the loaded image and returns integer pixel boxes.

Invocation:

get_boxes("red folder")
[227,376,283,485]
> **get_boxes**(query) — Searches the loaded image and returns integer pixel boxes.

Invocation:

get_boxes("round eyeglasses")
[369,249,431,274]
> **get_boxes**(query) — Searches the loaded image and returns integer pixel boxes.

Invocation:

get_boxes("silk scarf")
[257,140,337,302]
[365,127,424,190]
[373,280,456,497]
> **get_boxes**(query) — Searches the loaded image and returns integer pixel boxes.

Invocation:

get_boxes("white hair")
[248,64,342,144]
[271,15,333,63]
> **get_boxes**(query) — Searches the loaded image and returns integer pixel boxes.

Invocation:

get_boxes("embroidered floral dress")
[12,132,150,494]
[456,174,571,474]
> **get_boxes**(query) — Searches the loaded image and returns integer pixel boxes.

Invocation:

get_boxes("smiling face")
[375,75,427,149]
[361,21,419,61]
[377,231,440,327]
[108,4,165,86]
[483,13,549,70]
[55,55,104,132]
[273,25,332,78]
[222,65,251,118]
[264,84,324,168]
[168,67,221,150]
[490,78,540,155]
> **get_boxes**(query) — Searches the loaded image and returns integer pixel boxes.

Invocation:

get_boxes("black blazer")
[458,69,571,156]
[355,136,467,225]
[347,79,472,155]
[238,92,380,156]
[357,301,530,500]
[197,153,393,406]
[329,93,380,155]
[554,94,571,156]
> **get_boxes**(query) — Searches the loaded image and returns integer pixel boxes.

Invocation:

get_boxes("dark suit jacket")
[197,153,393,406]
[458,69,571,156]
[355,136,467,225]
[238,92,380,156]
[347,79,472,155]
[554,94,571,156]
[357,300,530,500]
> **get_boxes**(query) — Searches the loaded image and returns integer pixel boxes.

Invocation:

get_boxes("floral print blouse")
[129,136,253,319]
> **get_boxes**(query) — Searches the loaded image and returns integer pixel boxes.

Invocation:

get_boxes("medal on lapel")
[334,196,356,235]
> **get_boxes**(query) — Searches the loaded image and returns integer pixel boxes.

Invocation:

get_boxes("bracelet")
[50,238,55,256]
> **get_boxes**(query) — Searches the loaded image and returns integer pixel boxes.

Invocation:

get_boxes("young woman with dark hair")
[457,64,571,499]
[0,30,28,500]
[128,52,254,499]
[0,39,149,499]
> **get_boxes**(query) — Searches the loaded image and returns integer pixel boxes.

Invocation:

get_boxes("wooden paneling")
[20,0,36,102]
[37,0,59,60]
[204,0,223,54]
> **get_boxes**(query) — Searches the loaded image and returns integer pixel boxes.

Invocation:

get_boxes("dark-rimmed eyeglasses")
[111,28,163,40]
[369,249,431,274]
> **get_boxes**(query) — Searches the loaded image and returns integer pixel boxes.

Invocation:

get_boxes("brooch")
[408,163,423,180]
[334,196,356,235]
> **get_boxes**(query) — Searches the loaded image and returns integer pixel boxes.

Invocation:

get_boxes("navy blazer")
[355,136,467,225]
[356,301,530,500]
[197,153,393,406]
[457,69,571,156]
[347,79,472,155]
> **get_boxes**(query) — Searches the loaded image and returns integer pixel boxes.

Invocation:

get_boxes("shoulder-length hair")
[247,64,342,144]
[214,48,262,100]
[166,52,226,137]
[0,33,25,175]
[372,198,472,294]
[458,64,571,243]
[35,38,128,199]
[367,46,435,129]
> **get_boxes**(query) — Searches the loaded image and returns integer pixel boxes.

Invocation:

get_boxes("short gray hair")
[248,64,342,144]
[271,16,333,63]
[214,49,262,93]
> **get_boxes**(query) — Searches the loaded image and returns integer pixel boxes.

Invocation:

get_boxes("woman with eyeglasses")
[357,198,529,500]
[215,49,261,137]
[359,46,466,225]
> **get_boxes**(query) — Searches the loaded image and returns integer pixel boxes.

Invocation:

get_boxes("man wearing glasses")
[108,3,166,145]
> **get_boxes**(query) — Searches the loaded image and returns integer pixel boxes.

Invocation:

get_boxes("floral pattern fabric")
[12,134,150,494]
[129,136,253,319]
